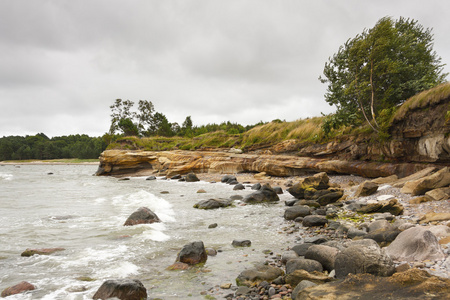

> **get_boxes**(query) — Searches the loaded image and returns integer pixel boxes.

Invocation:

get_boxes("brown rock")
[409,196,433,204]
[295,268,450,300]
[370,175,398,185]
[401,167,450,195]
[391,167,438,188]
[236,264,284,287]
[419,212,450,224]
[354,181,378,197]
[93,279,147,300]
[167,262,190,270]
[176,241,207,265]
[285,269,333,287]
[425,187,450,201]
[123,207,161,226]
[1,281,35,297]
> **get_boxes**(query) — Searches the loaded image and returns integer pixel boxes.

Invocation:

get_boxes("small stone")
[197,189,207,193]
[232,240,251,247]
[208,223,218,229]
[220,283,232,289]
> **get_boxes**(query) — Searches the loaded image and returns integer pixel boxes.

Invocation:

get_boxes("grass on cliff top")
[393,82,450,122]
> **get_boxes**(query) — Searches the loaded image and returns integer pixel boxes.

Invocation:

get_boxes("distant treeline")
[0,133,107,161]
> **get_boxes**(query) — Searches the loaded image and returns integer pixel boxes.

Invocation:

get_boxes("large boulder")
[176,241,207,265]
[242,184,280,203]
[193,198,232,209]
[284,205,311,220]
[295,268,450,300]
[425,187,450,201]
[401,167,450,195]
[124,207,161,226]
[1,281,36,297]
[286,258,323,274]
[93,279,147,300]
[354,181,379,197]
[236,264,284,287]
[305,244,340,272]
[385,226,445,262]
[334,239,395,279]
[287,172,330,199]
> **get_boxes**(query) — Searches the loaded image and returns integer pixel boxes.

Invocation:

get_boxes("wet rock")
[305,244,340,272]
[21,247,65,257]
[221,175,237,184]
[284,205,311,220]
[296,268,450,300]
[273,186,283,194]
[233,184,245,190]
[93,279,147,300]
[385,226,445,262]
[242,184,280,204]
[287,172,330,199]
[236,264,284,287]
[334,239,395,279]
[208,223,218,229]
[185,172,200,182]
[232,240,251,247]
[123,207,161,226]
[230,195,243,200]
[302,215,328,227]
[1,281,36,297]
[354,181,379,197]
[146,176,156,180]
[285,269,333,287]
[286,258,323,274]
[167,262,190,270]
[193,198,232,209]
[176,241,207,265]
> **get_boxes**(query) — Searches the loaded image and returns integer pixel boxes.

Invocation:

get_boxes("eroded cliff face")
[96,149,436,178]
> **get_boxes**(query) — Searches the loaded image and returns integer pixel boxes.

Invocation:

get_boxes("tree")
[152,112,173,137]
[320,16,447,132]
[109,99,136,135]
[137,100,155,136]
[181,116,194,137]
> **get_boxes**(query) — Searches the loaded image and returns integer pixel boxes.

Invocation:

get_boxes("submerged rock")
[93,279,147,300]
[1,281,36,297]
[21,248,65,257]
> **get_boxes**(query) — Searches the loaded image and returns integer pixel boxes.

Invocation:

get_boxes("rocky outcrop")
[295,268,450,300]
[96,149,439,178]
[93,279,147,300]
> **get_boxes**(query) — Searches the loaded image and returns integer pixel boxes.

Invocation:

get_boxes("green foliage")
[0,134,107,161]
[320,16,447,132]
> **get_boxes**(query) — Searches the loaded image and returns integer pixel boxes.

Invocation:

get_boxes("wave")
[0,173,13,180]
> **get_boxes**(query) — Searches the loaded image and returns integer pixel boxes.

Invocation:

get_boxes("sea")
[0,164,293,299]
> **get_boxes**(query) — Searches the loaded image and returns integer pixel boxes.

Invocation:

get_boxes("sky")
[1,0,449,137]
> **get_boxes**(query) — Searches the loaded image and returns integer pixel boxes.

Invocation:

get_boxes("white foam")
[141,223,171,242]
[0,173,13,180]
[95,261,140,278]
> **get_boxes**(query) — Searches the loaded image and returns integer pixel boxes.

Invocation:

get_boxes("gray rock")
[193,198,232,209]
[302,215,328,227]
[291,280,317,300]
[176,241,207,265]
[243,184,280,204]
[281,251,299,265]
[305,244,340,272]
[273,186,283,194]
[368,219,393,232]
[146,176,157,180]
[233,184,245,190]
[251,183,262,190]
[286,258,323,274]
[185,172,200,182]
[385,226,445,262]
[355,181,379,197]
[347,227,367,239]
[221,175,237,184]
[291,243,314,256]
[334,239,395,279]
[304,235,329,244]
[236,264,284,287]
[284,205,311,220]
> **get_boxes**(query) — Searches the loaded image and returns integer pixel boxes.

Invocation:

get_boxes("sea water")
[0,164,293,299]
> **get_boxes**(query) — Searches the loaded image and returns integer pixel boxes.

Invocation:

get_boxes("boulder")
[354,181,379,197]
[242,184,280,204]
[424,224,450,239]
[185,172,200,182]
[286,258,323,274]
[236,264,284,287]
[291,280,317,300]
[347,227,367,239]
[364,229,401,246]
[302,215,328,227]
[334,239,395,279]
[251,183,261,190]
[124,207,161,226]
[284,205,311,221]
[287,172,330,199]
[21,248,65,257]
[233,184,245,190]
[93,279,147,300]
[385,226,445,262]
[401,167,450,195]
[370,175,398,185]
[273,186,283,194]
[291,243,314,256]
[281,251,299,265]
[176,241,207,265]
[304,244,340,272]
[357,199,403,216]
[193,198,232,209]
[425,187,450,201]
[391,167,438,188]
[368,219,393,232]
[1,281,36,297]
[295,199,320,208]
[295,268,450,300]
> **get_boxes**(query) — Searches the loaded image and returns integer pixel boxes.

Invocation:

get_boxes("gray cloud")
[0,0,449,137]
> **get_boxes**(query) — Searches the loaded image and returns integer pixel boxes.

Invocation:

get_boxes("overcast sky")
[1,0,449,137]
